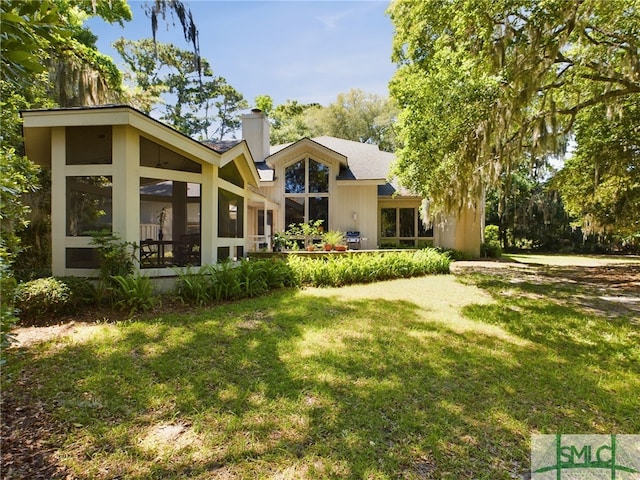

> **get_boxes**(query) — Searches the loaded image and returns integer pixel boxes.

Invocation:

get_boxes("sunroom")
[21,105,261,278]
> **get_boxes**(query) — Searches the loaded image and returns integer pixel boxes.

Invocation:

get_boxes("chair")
[140,239,157,267]
[174,234,201,266]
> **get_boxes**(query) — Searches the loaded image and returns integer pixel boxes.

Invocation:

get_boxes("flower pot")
[324,244,333,251]
[334,245,347,251]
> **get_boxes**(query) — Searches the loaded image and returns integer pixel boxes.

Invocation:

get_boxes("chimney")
[242,108,270,163]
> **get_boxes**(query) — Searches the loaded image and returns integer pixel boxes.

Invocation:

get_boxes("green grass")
[3,268,638,479]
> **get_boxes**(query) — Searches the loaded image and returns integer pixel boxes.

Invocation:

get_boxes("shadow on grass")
[3,282,639,479]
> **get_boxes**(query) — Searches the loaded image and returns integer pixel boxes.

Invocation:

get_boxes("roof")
[201,139,244,154]
[266,136,394,182]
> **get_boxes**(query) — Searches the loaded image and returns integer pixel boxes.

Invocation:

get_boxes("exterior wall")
[332,184,378,249]
[258,146,381,249]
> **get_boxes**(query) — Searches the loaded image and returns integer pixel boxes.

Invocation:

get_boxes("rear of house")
[21,105,482,279]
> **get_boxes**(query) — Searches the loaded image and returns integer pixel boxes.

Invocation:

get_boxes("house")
[21,105,482,279]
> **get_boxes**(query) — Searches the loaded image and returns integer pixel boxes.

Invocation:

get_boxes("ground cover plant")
[2,255,638,479]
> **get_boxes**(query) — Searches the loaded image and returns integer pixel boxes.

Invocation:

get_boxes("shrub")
[175,259,298,305]
[111,274,156,314]
[287,249,450,288]
[57,276,97,310]
[13,276,98,323]
[175,265,212,305]
[481,225,502,258]
[90,231,137,299]
[15,277,72,321]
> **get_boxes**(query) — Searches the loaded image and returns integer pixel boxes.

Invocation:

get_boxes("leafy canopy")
[388,0,640,213]
[555,97,640,239]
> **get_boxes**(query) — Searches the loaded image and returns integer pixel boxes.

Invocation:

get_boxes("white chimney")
[242,108,270,163]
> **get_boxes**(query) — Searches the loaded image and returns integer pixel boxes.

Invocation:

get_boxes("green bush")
[111,274,156,314]
[15,277,72,321]
[175,259,297,305]
[287,249,450,287]
[13,276,97,323]
[481,225,502,258]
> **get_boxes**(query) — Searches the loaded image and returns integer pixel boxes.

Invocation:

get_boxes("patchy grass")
[2,267,639,479]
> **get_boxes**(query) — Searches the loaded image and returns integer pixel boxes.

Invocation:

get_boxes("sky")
[85,0,397,107]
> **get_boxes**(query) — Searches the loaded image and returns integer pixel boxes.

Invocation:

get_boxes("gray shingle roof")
[202,139,244,154]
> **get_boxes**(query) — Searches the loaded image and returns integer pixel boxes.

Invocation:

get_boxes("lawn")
[2,256,639,479]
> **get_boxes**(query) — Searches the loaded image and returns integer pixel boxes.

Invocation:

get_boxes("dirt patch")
[1,377,69,480]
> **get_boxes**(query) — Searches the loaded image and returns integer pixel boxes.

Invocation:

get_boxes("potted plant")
[322,230,345,251]
[273,231,289,252]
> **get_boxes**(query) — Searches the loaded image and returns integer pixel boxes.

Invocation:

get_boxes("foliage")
[322,230,345,247]
[175,259,297,304]
[554,97,640,247]
[388,0,640,215]
[259,91,399,150]
[110,274,156,314]
[285,220,324,249]
[306,88,399,152]
[484,165,576,251]
[481,225,502,258]
[287,249,450,287]
[145,0,201,76]
[14,277,71,319]
[114,38,248,139]
[0,275,18,363]
[256,97,320,145]
[0,0,67,87]
[90,232,137,297]
[0,146,41,269]
[13,276,96,323]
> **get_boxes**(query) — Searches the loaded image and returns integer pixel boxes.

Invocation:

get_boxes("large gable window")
[284,158,329,227]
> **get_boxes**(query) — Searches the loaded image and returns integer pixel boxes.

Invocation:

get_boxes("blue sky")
[86,0,396,107]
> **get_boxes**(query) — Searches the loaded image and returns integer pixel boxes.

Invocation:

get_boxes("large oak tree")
[388,0,640,217]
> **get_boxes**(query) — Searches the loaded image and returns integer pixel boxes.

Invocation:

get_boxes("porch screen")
[66,176,113,236]
[218,188,244,238]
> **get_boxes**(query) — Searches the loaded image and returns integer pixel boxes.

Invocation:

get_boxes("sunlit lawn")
[4,265,639,479]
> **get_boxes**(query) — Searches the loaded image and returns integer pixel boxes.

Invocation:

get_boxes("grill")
[346,231,361,250]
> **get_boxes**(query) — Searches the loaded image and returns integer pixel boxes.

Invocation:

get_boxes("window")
[381,208,396,237]
[220,161,244,188]
[140,137,201,173]
[66,176,112,236]
[66,126,112,165]
[139,178,201,267]
[258,210,273,236]
[284,158,330,227]
[399,208,414,237]
[380,206,433,246]
[218,188,244,238]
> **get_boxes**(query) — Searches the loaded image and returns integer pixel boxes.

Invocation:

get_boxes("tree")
[258,91,398,149]
[145,0,201,76]
[388,0,640,215]
[268,98,321,145]
[114,38,247,139]
[306,89,399,152]
[554,96,640,247]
